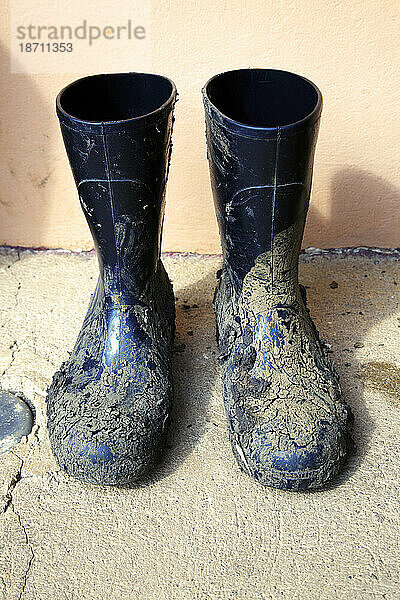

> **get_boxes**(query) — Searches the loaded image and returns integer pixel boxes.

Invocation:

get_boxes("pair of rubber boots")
[47,69,353,491]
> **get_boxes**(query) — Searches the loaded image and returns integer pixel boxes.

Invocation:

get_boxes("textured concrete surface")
[0,248,399,600]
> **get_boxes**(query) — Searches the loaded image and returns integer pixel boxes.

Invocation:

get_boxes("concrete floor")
[0,248,399,600]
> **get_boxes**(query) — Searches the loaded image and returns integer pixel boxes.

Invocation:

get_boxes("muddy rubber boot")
[47,73,177,485]
[203,69,353,490]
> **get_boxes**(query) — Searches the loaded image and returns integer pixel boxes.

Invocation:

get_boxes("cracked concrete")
[0,247,399,600]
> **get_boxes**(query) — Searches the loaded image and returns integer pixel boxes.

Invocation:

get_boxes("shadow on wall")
[307,167,400,249]
[0,42,54,248]
[0,37,400,254]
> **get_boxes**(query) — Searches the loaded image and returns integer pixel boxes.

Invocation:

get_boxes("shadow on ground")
[135,262,220,487]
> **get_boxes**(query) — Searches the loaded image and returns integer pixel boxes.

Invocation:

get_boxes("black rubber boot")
[47,73,177,485]
[203,69,353,490]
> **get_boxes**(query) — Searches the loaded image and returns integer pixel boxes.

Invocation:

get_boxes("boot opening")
[205,69,320,128]
[58,72,174,123]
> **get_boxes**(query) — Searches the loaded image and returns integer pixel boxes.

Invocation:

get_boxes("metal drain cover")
[0,391,34,454]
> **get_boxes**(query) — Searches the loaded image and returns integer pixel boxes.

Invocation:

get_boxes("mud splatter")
[38,174,51,188]
[214,222,353,490]
[359,362,400,406]
[47,261,175,485]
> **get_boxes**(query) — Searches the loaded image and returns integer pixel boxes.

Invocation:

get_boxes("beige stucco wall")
[1,0,399,253]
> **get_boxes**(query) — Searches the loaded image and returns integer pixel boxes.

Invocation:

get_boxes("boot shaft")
[57,73,176,299]
[203,69,322,298]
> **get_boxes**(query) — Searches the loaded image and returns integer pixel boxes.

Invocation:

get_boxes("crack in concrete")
[2,451,35,599]
[0,251,22,315]
[0,256,25,382]
[1,340,19,378]
[0,249,21,271]
[2,451,23,514]
[31,425,40,448]
[1,251,60,375]
[9,277,22,311]
[11,502,35,600]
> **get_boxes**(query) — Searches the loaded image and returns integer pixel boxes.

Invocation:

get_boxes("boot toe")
[62,427,162,486]
[50,415,166,486]
[233,416,351,491]
[47,375,171,486]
